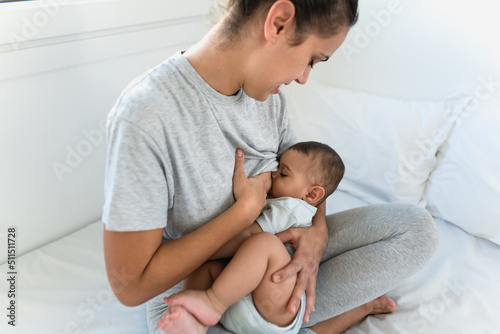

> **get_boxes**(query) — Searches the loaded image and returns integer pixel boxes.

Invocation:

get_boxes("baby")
[158,141,345,334]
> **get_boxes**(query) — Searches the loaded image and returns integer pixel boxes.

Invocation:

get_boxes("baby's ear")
[305,186,325,205]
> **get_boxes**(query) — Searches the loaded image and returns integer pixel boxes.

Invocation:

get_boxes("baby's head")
[270,141,345,206]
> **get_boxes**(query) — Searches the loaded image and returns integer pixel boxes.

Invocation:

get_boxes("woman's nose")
[295,66,311,85]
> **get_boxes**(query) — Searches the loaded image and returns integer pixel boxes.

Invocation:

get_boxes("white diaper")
[220,293,306,334]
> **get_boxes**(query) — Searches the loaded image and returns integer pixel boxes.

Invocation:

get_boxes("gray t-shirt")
[102,52,297,241]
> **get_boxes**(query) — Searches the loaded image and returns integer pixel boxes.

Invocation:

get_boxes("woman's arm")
[272,201,328,323]
[103,149,270,306]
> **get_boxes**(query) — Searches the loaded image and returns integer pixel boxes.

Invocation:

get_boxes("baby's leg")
[183,260,226,290]
[168,232,298,327]
[237,232,297,327]
[157,305,208,334]
[157,261,225,333]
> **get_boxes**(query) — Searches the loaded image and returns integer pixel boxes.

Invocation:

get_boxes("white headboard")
[0,0,212,262]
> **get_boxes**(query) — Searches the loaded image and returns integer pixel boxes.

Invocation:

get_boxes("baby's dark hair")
[221,0,358,45]
[288,141,345,201]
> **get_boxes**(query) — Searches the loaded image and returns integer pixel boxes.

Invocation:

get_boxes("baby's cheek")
[270,182,282,198]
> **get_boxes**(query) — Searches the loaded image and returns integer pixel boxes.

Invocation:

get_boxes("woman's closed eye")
[309,55,330,69]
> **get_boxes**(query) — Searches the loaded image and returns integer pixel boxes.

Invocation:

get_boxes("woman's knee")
[326,202,439,259]
[388,202,440,263]
[399,203,438,242]
[370,202,437,236]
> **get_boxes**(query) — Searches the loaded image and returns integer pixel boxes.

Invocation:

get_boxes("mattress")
[1,190,499,333]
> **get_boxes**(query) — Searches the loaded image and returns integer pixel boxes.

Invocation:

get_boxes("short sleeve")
[256,200,297,234]
[256,198,314,234]
[277,91,298,155]
[102,115,172,231]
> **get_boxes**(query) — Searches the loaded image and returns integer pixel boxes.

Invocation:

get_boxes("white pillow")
[424,103,500,245]
[283,79,469,205]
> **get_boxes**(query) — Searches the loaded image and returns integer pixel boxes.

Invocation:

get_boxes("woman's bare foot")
[310,295,396,334]
[165,289,226,327]
[363,295,396,315]
[157,305,208,334]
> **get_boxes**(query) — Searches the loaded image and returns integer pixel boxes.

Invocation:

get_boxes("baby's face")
[269,149,311,200]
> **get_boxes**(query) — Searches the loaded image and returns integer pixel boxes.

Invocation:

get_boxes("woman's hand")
[273,201,328,323]
[232,149,271,219]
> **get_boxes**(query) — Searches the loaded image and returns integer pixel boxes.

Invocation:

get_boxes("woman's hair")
[219,0,358,45]
[288,141,345,201]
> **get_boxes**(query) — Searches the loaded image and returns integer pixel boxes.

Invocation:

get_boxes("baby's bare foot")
[364,295,396,315]
[157,305,208,334]
[166,290,224,327]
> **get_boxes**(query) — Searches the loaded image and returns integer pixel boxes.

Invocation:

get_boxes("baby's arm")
[210,222,263,259]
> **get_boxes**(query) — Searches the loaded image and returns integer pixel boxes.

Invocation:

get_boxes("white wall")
[2,0,499,263]
[0,0,212,262]
[309,0,500,238]
[312,0,500,101]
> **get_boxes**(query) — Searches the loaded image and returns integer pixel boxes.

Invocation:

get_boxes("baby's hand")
[232,149,269,219]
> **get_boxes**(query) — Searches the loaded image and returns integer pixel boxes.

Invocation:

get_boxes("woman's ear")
[264,0,295,43]
[305,186,326,206]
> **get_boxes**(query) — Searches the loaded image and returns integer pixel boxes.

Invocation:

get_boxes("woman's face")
[245,30,348,101]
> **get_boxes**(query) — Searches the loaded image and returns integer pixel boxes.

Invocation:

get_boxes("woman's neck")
[183,24,257,97]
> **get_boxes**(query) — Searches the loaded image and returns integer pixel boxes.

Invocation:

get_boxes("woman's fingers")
[253,171,272,193]
[232,148,250,203]
[274,227,294,245]
[303,268,317,322]
[231,148,268,218]
[287,266,308,314]
[272,251,318,320]
[232,148,246,189]
[273,227,321,321]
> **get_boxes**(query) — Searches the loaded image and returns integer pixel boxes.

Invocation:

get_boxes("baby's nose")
[271,171,277,179]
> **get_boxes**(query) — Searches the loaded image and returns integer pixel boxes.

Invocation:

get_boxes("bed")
[2,188,500,334]
[1,0,499,333]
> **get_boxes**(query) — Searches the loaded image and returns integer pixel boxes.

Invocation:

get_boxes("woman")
[102,0,439,333]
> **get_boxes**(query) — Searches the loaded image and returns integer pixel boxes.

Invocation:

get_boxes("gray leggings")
[147,202,439,334]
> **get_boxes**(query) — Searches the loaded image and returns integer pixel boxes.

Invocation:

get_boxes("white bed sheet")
[1,191,499,334]
[0,222,148,334]
[328,191,500,334]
